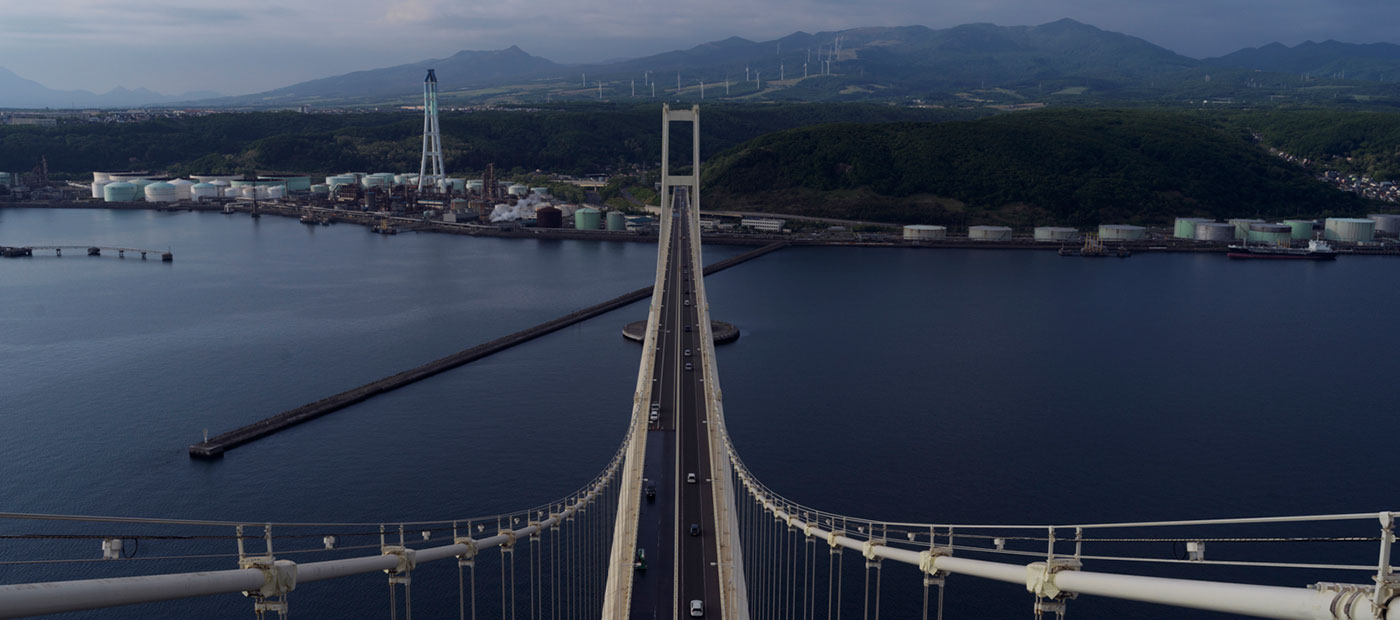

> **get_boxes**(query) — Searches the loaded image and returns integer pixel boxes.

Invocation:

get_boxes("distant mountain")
[212,46,563,105]
[0,67,219,109]
[579,19,1200,94]
[1206,40,1400,81]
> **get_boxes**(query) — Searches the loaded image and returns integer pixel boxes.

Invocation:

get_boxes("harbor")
[187,240,786,458]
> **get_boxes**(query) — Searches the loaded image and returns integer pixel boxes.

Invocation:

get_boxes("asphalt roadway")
[631,188,721,619]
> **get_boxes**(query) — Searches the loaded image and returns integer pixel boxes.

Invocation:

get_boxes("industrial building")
[1034,227,1078,242]
[903,225,947,240]
[968,225,1012,240]
[741,218,785,232]
[1099,225,1146,241]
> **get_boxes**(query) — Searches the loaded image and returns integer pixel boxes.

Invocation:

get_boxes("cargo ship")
[1227,239,1338,260]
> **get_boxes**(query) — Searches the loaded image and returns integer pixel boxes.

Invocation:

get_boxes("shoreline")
[7,200,1400,256]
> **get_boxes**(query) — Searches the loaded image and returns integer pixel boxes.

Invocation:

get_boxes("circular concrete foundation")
[623,320,739,344]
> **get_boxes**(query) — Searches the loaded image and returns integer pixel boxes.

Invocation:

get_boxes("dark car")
[689,523,700,536]
[685,325,691,332]
[645,484,656,500]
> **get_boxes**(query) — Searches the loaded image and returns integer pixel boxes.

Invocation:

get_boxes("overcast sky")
[2,0,1397,96]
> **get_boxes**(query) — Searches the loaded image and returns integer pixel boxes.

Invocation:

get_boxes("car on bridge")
[689,600,704,617]
[634,548,646,571]
[689,523,700,536]
[687,472,697,483]
[685,362,693,371]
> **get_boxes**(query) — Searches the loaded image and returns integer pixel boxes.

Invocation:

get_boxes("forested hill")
[702,109,1372,227]
[0,104,981,178]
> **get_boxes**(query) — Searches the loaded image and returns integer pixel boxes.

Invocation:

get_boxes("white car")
[687,473,697,484]
[690,600,704,617]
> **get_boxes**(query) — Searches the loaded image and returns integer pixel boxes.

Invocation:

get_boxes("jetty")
[188,241,787,458]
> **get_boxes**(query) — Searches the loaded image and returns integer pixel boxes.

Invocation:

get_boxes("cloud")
[3,0,1400,94]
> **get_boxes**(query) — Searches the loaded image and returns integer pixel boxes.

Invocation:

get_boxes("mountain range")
[0,67,219,110]
[7,19,1400,109]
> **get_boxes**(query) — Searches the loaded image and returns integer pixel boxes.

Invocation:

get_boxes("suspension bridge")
[0,105,1397,620]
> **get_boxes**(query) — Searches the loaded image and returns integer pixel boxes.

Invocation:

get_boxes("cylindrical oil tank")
[903,224,947,240]
[1194,222,1235,241]
[1247,223,1293,245]
[168,179,195,201]
[575,207,601,230]
[1034,226,1078,242]
[1173,217,1213,239]
[1228,218,1265,240]
[1325,218,1376,242]
[530,187,550,197]
[557,204,579,217]
[393,174,411,185]
[222,187,241,198]
[107,171,151,182]
[128,179,153,191]
[326,175,355,187]
[265,186,285,200]
[968,225,1012,240]
[191,174,239,183]
[606,210,627,231]
[1283,219,1316,240]
[92,171,111,183]
[230,178,258,188]
[210,179,231,189]
[144,182,177,203]
[240,186,257,198]
[446,178,466,192]
[259,175,310,192]
[191,183,219,201]
[103,182,139,202]
[536,206,562,228]
[1099,224,1146,241]
[362,175,388,189]
[91,179,111,198]
[467,180,484,192]
[508,184,528,197]
[1368,213,1400,234]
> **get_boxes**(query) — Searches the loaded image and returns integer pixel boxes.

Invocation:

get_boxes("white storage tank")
[1283,219,1317,240]
[507,184,528,196]
[530,186,550,197]
[467,180,484,192]
[1034,226,1079,242]
[1368,213,1400,234]
[1173,217,1212,239]
[223,187,242,198]
[1099,224,1146,241]
[190,183,219,201]
[1325,218,1376,242]
[968,225,1012,240]
[144,182,177,203]
[168,179,195,201]
[92,171,112,183]
[91,179,111,198]
[240,186,257,199]
[362,175,389,189]
[192,174,240,183]
[1194,223,1235,241]
[903,224,947,240]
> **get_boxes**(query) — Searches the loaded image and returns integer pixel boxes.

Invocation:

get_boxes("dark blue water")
[2,209,1397,619]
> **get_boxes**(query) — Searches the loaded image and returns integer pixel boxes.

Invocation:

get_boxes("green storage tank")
[103,182,140,202]
[575,207,601,230]
[1173,218,1212,239]
[606,210,627,231]
[1247,223,1293,245]
[1283,220,1316,240]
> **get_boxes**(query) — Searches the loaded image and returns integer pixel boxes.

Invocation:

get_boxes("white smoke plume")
[489,194,548,222]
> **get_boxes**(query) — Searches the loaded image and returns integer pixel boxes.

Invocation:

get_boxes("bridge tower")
[659,103,700,230]
[417,69,446,194]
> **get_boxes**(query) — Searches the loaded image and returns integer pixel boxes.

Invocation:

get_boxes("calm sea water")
[2,208,1396,619]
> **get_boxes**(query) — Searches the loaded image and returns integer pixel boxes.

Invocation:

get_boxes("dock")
[188,241,788,458]
[1,245,172,261]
